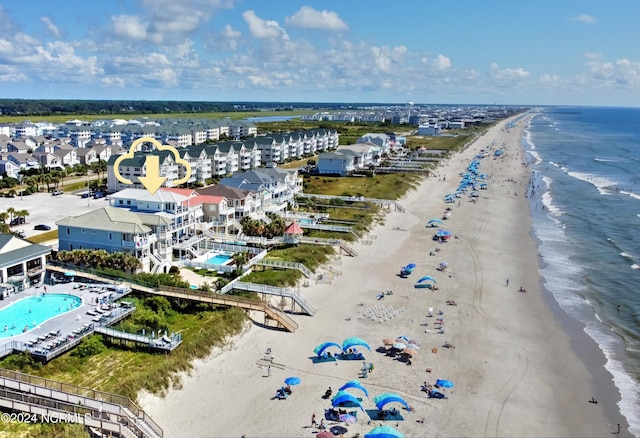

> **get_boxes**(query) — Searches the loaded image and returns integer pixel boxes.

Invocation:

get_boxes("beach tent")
[373,392,411,411]
[339,380,369,398]
[364,425,405,438]
[416,275,437,284]
[342,337,371,352]
[313,342,343,357]
[427,219,442,227]
[331,391,365,411]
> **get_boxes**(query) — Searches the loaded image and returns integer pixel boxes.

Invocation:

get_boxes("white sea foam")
[631,264,639,270]
[567,171,618,195]
[620,190,640,201]
[526,149,542,164]
[594,157,619,163]
[541,176,562,217]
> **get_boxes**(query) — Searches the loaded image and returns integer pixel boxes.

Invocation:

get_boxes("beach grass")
[0,296,247,405]
[302,173,422,199]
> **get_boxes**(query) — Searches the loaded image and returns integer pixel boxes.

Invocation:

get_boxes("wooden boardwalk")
[47,265,299,332]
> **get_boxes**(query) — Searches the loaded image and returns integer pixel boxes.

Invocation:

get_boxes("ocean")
[523,107,640,436]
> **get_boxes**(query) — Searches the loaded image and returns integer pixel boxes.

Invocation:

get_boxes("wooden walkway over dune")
[47,265,299,332]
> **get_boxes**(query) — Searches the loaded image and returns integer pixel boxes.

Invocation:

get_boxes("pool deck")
[0,282,181,362]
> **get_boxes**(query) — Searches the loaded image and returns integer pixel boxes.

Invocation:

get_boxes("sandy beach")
[140,116,626,438]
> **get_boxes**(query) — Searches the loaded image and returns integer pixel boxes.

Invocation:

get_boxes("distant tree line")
[0,100,371,117]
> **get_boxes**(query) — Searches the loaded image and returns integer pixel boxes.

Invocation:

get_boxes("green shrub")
[72,336,105,358]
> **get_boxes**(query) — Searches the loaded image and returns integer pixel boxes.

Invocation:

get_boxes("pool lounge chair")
[87,310,97,316]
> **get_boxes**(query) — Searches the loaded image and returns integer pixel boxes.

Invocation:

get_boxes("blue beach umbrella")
[364,425,405,438]
[284,376,301,386]
[436,379,454,388]
[342,337,371,352]
[313,341,342,357]
[427,218,442,226]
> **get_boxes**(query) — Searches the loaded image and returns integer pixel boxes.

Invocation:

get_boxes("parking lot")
[1,192,111,240]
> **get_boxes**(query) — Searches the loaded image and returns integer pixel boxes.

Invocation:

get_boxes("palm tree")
[0,212,8,224]
[6,207,15,224]
[16,210,29,225]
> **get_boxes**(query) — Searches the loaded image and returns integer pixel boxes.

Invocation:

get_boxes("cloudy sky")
[0,0,639,106]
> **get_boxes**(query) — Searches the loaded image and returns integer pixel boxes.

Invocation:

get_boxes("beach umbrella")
[406,343,420,350]
[407,339,421,346]
[416,275,437,284]
[391,342,407,350]
[373,392,411,411]
[436,379,454,388]
[316,432,336,438]
[339,380,369,398]
[402,348,418,356]
[342,337,371,352]
[382,338,395,346]
[284,376,301,386]
[313,341,342,357]
[365,425,405,438]
[339,413,357,424]
[395,335,409,342]
[427,219,442,226]
[330,426,349,436]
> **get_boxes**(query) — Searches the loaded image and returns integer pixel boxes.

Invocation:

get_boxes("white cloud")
[488,62,530,81]
[285,6,348,31]
[434,54,451,71]
[243,10,289,40]
[40,16,62,38]
[571,14,598,24]
[586,55,640,88]
[111,15,150,41]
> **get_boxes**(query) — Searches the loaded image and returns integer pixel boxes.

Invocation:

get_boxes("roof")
[56,207,152,234]
[185,195,225,206]
[111,188,190,204]
[195,184,252,200]
[0,234,51,268]
[284,221,304,235]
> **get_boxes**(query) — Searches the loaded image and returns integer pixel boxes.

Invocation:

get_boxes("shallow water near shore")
[524,107,640,437]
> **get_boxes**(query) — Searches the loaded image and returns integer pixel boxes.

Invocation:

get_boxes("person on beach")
[506,278,509,287]
[311,412,317,427]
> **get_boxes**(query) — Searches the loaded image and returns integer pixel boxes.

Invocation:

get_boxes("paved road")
[1,192,110,240]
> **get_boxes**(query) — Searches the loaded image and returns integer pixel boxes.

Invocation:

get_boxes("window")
[108,232,112,240]
[119,200,123,205]
[127,200,131,205]
[66,228,70,235]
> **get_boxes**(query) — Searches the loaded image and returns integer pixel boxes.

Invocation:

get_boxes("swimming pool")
[205,252,234,266]
[0,293,82,339]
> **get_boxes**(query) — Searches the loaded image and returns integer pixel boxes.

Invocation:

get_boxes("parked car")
[9,218,25,227]
[81,193,90,198]
[52,189,64,196]
[34,224,51,231]
[93,191,105,199]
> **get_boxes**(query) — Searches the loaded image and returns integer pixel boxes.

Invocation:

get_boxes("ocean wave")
[541,176,563,216]
[526,150,542,164]
[631,264,639,270]
[620,190,640,201]
[620,252,635,260]
[567,170,618,195]
[594,157,620,163]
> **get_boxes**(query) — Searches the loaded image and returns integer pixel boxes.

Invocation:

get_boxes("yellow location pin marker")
[113,137,192,195]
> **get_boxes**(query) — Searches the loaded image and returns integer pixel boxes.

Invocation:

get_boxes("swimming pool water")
[205,253,233,265]
[0,293,82,338]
